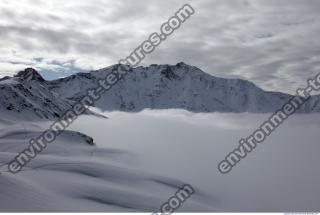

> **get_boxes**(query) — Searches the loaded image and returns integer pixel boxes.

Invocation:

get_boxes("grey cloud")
[0,0,320,94]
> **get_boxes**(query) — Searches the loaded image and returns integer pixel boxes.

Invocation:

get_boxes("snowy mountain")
[1,63,320,120]
[0,68,75,120]
[48,62,320,113]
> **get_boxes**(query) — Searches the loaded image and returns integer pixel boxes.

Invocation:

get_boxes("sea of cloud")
[68,109,320,211]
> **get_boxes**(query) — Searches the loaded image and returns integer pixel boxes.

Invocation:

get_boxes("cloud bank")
[69,110,320,211]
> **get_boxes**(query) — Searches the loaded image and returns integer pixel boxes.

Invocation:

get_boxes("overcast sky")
[0,0,320,93]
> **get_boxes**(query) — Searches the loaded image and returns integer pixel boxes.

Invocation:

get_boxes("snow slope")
[0,118,214,212]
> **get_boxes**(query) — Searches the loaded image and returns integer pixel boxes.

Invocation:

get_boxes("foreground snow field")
[1,110,320,211]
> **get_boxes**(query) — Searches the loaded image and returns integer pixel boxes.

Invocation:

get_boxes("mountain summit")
[15,68,45,82]
[0,69,73,120]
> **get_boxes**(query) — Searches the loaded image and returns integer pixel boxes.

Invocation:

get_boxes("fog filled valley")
[1,109,319,212]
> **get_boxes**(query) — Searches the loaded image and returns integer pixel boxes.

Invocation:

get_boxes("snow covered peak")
[0,73,74,120]
[15,68,45,82]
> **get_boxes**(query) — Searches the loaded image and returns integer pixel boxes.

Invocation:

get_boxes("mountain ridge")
[1,63,320,119]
